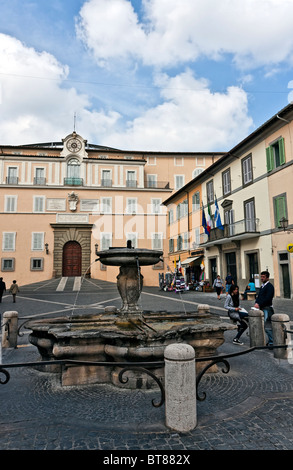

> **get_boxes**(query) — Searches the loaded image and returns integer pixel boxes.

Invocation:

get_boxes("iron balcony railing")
[33,177,46,185]
[64,177,83,186]
[6,176,18,185]
[145,181,171,189]
[126,179,137,188]
[200,218,260,245]
[101,179,112,187]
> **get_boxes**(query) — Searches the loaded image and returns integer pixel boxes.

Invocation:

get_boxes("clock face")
[66,138,82,153]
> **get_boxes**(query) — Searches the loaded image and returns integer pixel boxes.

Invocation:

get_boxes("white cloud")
[0,34,120,144]
[77,0,293,70]
[102,70,253,151]
[0,33,253,151]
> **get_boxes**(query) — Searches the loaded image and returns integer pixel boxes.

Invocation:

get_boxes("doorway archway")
[62,241,82,276]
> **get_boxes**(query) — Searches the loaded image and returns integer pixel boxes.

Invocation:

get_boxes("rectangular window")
[4,195,17,212]
[33,196,45,213]
[101,197,112,213]
[192,191,200,211]
[242,155,253,186]
[34,168,46,185]
[266,138,286,172]
[177,235,183,251]
[175,175,184,190]
[151,198,161,214]
[244,199,256,232]
[7,167,18,184]
[126,171,137,187]
[152,233,163,250]
[169,238,174,253]
[194,227,200,246]
[176,200,188,219]
[183,232,189,250]
[222,169,231,196]
[174,156,184,166]
[168,208,174,224]
[225,209,235,236]
[147,156,156,165]
[3,232,16,251]
[273,194,287,228]
[126,198,137,214]
[30,258,44,271]
[101,233,112,250]
[101,170,112,187]
[1,258,15,271]
[206,180,214,203]
[147,174,157,188]
[32,233,44,251]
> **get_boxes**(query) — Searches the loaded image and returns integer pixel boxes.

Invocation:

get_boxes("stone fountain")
[26,242,234,388]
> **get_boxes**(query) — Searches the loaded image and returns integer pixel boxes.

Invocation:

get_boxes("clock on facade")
[66,138,82,153]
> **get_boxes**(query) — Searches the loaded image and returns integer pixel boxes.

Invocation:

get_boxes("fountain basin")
[26,310,235,389]
[96,247,163,266]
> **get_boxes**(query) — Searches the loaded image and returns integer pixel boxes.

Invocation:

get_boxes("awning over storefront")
[181,256,202,266]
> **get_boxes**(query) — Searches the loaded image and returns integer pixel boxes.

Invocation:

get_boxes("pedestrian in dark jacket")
[254,271,274,345]
[0,277,6,303]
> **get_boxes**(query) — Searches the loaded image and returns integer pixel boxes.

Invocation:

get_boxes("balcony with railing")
[144,180,171,189]
[34,177,46,185]
[126,179,137,188]
[200,218,260,246]
[101,179,112,187]
[6,176,18,185]
[64,177,83,186]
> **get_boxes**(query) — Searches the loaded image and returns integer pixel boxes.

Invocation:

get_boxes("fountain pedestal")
[117,265,143,315]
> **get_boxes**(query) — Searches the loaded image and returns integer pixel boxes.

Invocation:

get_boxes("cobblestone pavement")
[0,279,293,452]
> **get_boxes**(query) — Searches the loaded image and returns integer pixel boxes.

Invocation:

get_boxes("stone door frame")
[51,223,93,278]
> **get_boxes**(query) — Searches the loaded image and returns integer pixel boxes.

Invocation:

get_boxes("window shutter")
[275,196,286,227]
[278,138,286,165]
[266,147,274,172]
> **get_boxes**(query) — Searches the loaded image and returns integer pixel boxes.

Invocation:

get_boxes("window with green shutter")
[273,194,287,228]
[266,138,285,172]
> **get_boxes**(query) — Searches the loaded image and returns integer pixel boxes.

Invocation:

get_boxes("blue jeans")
[263,307,274,345]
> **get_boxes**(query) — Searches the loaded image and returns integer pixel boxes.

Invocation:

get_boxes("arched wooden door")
[62,241,82,276]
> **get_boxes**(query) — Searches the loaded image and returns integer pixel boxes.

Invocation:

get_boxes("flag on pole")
[214,196,224,230]
[178,255,182,273]
[207,202,212,233]
[202,203,210,235]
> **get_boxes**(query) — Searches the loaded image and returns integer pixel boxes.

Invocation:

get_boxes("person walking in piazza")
[213,275,224,299]
[254,271,274,346]
[225,284,249,345]
[225,272,234,295]
[0,277,6,302]
[9,280,19,303]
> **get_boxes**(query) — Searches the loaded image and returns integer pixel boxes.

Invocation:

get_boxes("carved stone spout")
[117,265,143,315]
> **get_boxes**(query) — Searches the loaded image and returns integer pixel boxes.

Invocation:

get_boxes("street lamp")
[95,243,99,255]
[45,243,49,255]
[279,217,293,232]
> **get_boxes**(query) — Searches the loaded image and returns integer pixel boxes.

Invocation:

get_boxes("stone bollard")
[2,311,18,349]
[271,314,292,360]
[248,309,266,347]
[197,304,210,316]
[164,343,197,432]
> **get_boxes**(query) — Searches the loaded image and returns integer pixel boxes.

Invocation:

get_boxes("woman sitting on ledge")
[225,284,249,345]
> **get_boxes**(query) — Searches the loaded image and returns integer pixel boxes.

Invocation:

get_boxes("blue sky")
[0,0,293,151]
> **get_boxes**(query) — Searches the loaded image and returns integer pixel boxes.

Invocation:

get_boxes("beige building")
[0,132,221,287]
[163,180,204,284]
[163,103,293,298]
